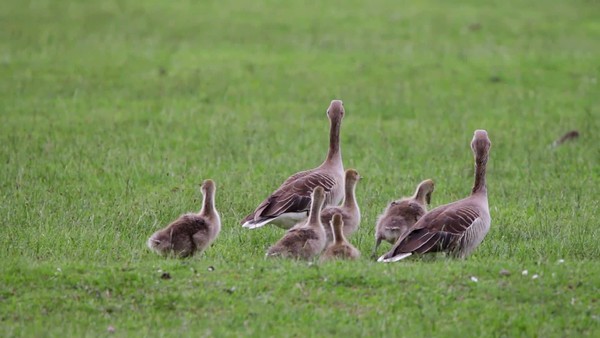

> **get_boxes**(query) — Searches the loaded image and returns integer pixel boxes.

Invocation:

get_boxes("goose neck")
[200,188,217,217]
[333,223,346,244]
[472,156,488,195]
[325,116,342,164]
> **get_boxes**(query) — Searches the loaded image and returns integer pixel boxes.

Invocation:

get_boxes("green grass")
[1,0,599,336]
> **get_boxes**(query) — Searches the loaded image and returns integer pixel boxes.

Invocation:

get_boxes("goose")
[147,179,221,258]
[320,169,361,243]
[266,186,327,259]
[372,179,434,258]
[378,130,492,262]
[241,100,345,229]
[320,214,361,261]
[552,130,579,147]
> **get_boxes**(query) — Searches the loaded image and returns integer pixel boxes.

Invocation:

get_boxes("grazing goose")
[552,129,579,147]
[266,186,327,260]
[241,100,345,229]
[147,179,221,258]
[378,130,492,262]
[320,214,361,261]
[372,179,434,258]
[321,169,361,243]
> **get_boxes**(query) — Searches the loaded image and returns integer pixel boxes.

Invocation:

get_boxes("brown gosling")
[372,179,435,258]
[147,179,221,258]
[379,130,492,262]
[320,214,361,262]
[266,186,327,260]
[320,169,361,243]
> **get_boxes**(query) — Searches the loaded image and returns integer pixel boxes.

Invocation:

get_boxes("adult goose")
[320,169,361,243]
[147,179,221,258]
[266,186,327,259]
[320,214,361,261]
[241,100,345,229]
[378,130,492,262]
[372,179,434,258]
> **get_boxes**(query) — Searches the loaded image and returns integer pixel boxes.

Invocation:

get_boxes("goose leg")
[371,237,382,260]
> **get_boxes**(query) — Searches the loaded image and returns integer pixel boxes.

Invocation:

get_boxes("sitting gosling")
[266,186,327,260]
[321,169,362,243]
[372,179,434,258]
[147,179,221,258]
[320,214,361,262]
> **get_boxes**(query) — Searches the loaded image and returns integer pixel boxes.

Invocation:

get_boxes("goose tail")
[242,218,272,229]
[377,252,412,263]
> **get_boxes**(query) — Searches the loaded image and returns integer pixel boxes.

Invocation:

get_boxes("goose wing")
[242,170,338,224]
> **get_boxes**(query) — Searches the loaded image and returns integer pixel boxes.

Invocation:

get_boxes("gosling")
[147,179,221,258]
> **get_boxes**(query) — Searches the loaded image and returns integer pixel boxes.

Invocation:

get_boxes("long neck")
[342,180,357,209]
[200,188,216,216]
[325,117,342,165]
[413,187,427,205]
[472,155,488,195]
[308,198,323,226]
[333,222,345,244]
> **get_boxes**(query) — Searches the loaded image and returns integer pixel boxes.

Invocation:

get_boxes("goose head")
[147,229,174,256]
[326,100,344,121]
[344,169,361,185]
[415,179,435,205]
[201,179,215,195]
[331,213,343,228]
[471,129,491,162]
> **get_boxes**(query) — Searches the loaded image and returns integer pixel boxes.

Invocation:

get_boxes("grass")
[1,0,599,336]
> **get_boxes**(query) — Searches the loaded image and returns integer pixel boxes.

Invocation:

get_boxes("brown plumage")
[241,100,345,230]
[379,130,492,262]
[266,186,327,260]
[147,179,221,258]
[320,169,361,243]
[552,130,580,147]
[320,214,360,262]
[372,179,434,258]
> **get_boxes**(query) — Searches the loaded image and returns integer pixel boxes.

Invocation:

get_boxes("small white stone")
[522,270,528,276]
[470,276,478,283]
[532,274,539,279]
[557,259,565,264]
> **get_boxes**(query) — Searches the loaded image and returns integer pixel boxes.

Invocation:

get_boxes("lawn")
[1,0,599,336]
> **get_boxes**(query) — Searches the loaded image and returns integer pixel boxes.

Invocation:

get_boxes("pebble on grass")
[499,269,511,276]
[470,276,478,283]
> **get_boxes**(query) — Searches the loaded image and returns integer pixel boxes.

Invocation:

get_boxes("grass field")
[1,0,599,336]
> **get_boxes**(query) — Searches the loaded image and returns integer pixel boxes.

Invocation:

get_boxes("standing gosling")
[266,186,327,260]
[320,214,360,262]
[147,179,221,258]
[372,179,434,258]
[320,169,361,243]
